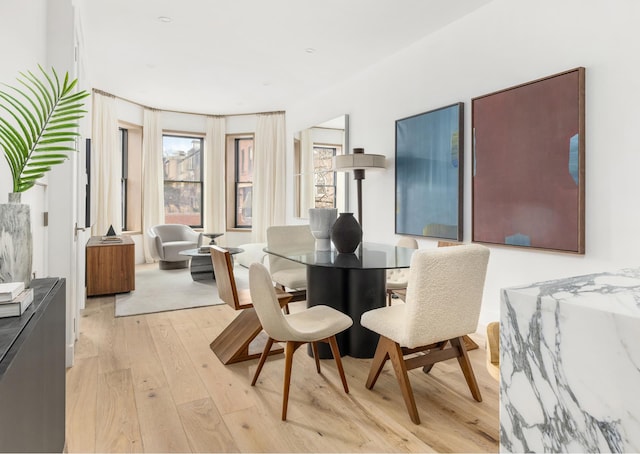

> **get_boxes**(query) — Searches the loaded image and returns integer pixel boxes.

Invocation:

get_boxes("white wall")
[286,0,640,328]
[46,0,79,367]
[0,0,48,278]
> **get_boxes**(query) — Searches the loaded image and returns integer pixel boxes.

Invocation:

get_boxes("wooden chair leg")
[327,336,349,393]
[386,337,420,424]
[251,337,275,386]
[366,336,390,389]
[311,342,321,373]
[281,341,303,421]
[276,284,291,314]
[451,336,482,402]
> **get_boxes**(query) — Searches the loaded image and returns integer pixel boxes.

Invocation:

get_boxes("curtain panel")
[204,116,226,242]
[90,93,121,236]
[252,112,287,242]
[141,109,164,263]
[300,128,314,214]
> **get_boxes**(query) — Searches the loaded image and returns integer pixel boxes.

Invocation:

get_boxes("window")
[119,124,142,232]
[293,116,347,218]
[163,134,204,227]
[226,134,254,229]
[119,127,128,231]
[313,146,337,208]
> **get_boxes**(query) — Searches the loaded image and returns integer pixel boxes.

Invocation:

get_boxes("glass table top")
[264,242,415,269]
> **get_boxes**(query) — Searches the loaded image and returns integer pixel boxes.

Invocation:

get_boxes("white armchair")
[148,224,202,269]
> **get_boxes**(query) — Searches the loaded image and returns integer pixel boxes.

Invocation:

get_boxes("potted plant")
[0,66,89,286]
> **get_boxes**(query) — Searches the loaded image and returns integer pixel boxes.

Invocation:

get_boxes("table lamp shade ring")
[333,147,386,229]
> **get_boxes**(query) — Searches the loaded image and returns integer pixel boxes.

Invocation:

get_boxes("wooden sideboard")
[0,278,66,453]
[86,236,135,296]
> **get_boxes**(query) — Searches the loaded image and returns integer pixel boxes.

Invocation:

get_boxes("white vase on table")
[309,208,337,251]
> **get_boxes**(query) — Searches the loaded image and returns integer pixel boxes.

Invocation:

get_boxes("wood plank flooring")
[66,290,499,453]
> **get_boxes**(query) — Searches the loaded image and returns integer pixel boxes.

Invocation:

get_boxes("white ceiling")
[76,0,492,115]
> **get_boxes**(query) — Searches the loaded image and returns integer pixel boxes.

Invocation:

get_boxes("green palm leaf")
[0,65,89,193]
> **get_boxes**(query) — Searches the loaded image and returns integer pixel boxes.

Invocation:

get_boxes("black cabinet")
[0,278,66,453]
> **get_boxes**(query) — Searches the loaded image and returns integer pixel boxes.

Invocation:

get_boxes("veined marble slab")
[500,268,640,453]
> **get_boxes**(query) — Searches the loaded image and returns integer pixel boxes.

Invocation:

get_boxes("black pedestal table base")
[306,265,385,359]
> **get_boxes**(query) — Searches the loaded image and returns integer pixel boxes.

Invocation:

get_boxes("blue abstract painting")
[395,103,463,240]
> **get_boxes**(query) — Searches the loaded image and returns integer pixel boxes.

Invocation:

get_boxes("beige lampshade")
[333,153,386,171]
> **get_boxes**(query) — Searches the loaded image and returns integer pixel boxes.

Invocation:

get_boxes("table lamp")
[333,147,386,229]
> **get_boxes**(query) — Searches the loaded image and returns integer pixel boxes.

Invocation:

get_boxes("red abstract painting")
[472,68,585,253]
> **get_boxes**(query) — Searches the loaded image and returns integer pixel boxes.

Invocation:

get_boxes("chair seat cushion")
[286,305,353,342]
[163,241,198,262]
[271,268,307,290]
[361,304,406,345]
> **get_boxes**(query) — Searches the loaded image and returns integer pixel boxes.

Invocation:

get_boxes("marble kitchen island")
[500,267,640,452]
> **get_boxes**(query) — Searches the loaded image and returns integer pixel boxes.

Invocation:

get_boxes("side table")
[86,236,135,296]
[203,233,224,244]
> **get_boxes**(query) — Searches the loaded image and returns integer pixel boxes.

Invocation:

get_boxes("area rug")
[114,264,249,317]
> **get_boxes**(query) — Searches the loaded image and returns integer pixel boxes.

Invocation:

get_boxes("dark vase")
[330,212,362,253]
[333,253,361,267]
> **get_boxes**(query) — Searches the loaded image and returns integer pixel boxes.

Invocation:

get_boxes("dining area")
[65,226,499,452]
[207,222,494,429]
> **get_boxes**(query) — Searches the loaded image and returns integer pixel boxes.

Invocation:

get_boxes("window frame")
[312,145,339,209]
[118,121,143,233]
[226,133,255,230]
[119,127,128,231]
[162,132,205,228]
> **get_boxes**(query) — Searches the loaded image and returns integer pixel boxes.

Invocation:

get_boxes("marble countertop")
[500,267,640,453]
[503,267,640,318]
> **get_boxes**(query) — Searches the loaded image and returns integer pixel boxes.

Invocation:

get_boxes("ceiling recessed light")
[157,16,172,23]
[305,48,316,54]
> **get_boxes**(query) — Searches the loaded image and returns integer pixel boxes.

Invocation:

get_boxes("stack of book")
[100,235,123,243]
[0,282,34,318]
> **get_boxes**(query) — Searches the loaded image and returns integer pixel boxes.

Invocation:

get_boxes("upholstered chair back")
[397,237,418,249]
[249,263,295,341]
[403,244,489,348]
[266,225,315,274]
[152,224,199,242]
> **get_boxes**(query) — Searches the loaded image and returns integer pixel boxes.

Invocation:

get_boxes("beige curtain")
[252,112,286,242]
[141,108,164,263]
[300,128,314,215]
[203,116,226,243]
[91,92,121,236]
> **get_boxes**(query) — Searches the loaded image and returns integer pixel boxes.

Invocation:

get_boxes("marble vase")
[0,193,33,287]
[309,208,337,251]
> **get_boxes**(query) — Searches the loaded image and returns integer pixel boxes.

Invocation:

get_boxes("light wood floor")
[66,291,499,453]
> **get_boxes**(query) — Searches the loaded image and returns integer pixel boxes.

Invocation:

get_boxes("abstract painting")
[395,103,463,240]
[472,68,585,253]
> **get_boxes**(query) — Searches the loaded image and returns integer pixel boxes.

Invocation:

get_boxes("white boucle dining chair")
[248,262,353,421]
[361,243,490,424]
